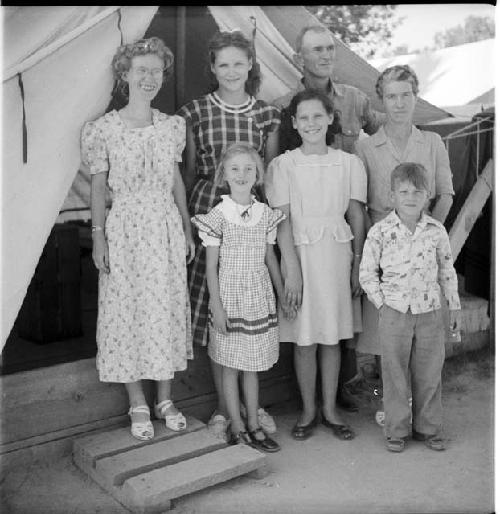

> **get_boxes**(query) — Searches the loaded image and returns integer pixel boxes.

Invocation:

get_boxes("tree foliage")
[433,15,495,49]
[305,5,402,59]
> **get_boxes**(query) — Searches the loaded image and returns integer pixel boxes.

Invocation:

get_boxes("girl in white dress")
[266,89,367,441]
[192,143,286,452]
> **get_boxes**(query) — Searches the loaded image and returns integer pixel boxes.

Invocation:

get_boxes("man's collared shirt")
[359,210,461,314]
[273,77,384,154]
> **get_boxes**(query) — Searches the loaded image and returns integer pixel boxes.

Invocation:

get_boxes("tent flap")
[2,6,158,347]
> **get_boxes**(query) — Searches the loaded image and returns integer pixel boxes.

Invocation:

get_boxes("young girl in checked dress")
[192,143,286,452]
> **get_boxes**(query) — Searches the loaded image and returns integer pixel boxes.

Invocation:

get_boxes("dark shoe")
[248,427,281,453]
[386,436,405,453]
[228,430,252,446]
[413,431,446,451]
[322,418,355,440]
[425,437,446,451]
[292,414,318,440]
[336,391,359,412]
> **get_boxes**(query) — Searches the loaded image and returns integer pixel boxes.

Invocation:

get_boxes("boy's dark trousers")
[379,305,445,439]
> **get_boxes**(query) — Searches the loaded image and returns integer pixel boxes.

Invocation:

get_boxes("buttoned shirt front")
[359,210,461,314]
[273,78,384,154]
[355,126,455,224]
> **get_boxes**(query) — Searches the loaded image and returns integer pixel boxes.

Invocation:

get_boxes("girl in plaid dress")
[178,30,280,438]
[192,143,286,452]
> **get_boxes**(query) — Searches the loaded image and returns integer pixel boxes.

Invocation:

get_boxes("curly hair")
[206,30,261,97]
[375,64,419,100]
[112,37,174,100]
[214,142,265,187]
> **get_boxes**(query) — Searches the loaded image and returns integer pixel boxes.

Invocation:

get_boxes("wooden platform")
[73,416,268,513]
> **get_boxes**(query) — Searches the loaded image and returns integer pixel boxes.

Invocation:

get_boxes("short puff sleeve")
[80,120,108,175]
[261,104,281,134]
[265,206,286,244]
[265,154,290,208]
[191,207,225,247]
[349,154,368,203]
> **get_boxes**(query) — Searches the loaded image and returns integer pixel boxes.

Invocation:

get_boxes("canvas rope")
[17,73,27,164]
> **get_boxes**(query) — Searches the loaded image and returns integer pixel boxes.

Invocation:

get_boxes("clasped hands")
[280,272,302,320]
[210,271,302,335]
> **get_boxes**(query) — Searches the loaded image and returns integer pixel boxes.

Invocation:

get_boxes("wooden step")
[73,416,267,513]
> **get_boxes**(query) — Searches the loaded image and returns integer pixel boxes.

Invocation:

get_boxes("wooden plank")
[449,159,493,261]
[1,341,294,444]
[121,445,267,512]
[2,414,127,455]
[96,430,226,488]
[73,416,205,471]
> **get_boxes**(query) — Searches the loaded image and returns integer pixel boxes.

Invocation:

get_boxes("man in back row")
[272,25,385,411]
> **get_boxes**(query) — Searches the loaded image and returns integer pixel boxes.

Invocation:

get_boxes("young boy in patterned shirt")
[359,162,461,453]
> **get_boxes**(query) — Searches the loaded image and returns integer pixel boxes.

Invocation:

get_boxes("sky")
[391,3,496,52]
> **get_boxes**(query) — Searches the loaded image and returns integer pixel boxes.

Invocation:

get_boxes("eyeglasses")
[132,66,165,78]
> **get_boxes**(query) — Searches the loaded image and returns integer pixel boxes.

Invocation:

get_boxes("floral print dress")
[81,109,193,382]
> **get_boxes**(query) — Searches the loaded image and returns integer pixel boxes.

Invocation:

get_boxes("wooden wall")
[1,342,295,461]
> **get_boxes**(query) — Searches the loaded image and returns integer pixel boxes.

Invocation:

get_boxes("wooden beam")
[175,6,186,109]
[1,343,294,446]
[489,164,495,347]
[449,159,493,262]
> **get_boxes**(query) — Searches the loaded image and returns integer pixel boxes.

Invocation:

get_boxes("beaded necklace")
[209,92,256,114]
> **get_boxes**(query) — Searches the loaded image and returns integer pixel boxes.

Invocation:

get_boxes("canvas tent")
[369,38,495,114]
[1,5,451,348]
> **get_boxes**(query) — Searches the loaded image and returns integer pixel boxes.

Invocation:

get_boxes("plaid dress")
[192,196,285,371]
[178,93,280,346]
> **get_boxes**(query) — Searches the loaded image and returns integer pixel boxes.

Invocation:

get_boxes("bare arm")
[361,94,386,135]
[261,129,280,202]
[90,170,109,273]
[265,243,285,303]
[182,121,197,195]
[206,245,227,334]
[264,128,280,166]
[276,204,302,308]
[346,199,366,297]
[173,162,195,263]
[431,134,454,224]
[431,194,453,224]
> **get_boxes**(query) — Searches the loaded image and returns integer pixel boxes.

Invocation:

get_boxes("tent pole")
[175,6,186,110]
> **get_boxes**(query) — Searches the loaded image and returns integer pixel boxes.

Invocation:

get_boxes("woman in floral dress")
[81,37,194,441]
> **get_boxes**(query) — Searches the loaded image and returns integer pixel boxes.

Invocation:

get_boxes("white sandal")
[128,405,154,441]
[154,399,187,431]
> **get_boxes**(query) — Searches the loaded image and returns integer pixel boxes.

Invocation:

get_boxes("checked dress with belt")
[178,92,280,346]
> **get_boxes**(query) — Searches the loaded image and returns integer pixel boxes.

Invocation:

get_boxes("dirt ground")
[1,346,495,514]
